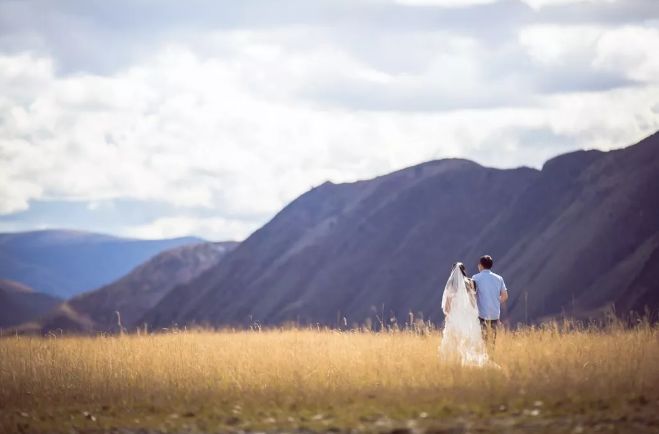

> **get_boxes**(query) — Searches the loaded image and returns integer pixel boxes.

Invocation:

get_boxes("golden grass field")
[1,322,658,433]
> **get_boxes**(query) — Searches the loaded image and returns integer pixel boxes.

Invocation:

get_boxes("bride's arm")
[443,296,452,315]
[466,279,477,307]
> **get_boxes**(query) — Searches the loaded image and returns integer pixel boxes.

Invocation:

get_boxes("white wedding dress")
[438,264,489,366]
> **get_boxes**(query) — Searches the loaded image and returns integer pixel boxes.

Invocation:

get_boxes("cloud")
[520,0,615,10]
[119,216,253,241]
[518,22,659,93]
[1,42,657,238]
[0,1,658,239]
[394,0,498,6]
[594,26,659,83]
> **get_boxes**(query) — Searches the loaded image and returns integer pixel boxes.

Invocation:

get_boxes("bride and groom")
[439,255,508,366]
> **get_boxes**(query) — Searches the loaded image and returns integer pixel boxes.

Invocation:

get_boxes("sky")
[1,0,658,241]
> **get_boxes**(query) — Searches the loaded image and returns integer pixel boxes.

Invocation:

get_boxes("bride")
[438,262,489,366]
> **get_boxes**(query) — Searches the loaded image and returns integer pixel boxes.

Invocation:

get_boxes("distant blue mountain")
[0,230,204,298]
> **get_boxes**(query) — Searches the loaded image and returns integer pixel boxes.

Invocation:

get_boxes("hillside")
[486,133,659,323]
[0,279,62,328]
[143,159,538,327]
[0,230,203,298]
[28,241,238,333]
[143,132,659,328]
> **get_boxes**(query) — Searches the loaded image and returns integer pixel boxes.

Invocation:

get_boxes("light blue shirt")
[472,269,507,320]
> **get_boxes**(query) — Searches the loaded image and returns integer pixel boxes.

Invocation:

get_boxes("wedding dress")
[438,264,489,366]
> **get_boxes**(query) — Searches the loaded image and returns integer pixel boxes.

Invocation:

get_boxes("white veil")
[441,263,469,315]
[439,263,489,366]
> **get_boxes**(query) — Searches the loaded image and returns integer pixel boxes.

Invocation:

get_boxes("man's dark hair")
[479,255,493,269]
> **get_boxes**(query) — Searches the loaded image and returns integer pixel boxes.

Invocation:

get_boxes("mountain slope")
[144,132,659,328]
[144,159,539,328]
[0,279,62,328]
[30,241,239,333]
[0,230,204,298]
[485,132,659,323]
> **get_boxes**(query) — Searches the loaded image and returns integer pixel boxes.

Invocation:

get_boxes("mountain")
[0,230,204,298]
[143,159,538,328]
[143,132,659,328]
[0,279,62,328]
[482,133,659,323]
[26,241,239,334]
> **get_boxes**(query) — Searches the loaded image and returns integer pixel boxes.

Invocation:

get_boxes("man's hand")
[499,290,509,303]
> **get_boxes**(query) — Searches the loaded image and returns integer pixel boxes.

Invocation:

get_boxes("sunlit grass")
[1,321,658,432]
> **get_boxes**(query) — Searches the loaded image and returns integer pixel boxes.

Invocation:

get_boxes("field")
[1,322,658,434]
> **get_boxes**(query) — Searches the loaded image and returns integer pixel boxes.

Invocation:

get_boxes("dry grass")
[1,322,658,433]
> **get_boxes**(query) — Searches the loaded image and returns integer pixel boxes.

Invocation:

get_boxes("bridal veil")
[439,263,489,367]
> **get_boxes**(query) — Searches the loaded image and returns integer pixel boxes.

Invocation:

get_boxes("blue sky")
[1,0,658,241]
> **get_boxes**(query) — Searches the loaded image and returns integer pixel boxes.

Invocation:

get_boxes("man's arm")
[499,277,509,303]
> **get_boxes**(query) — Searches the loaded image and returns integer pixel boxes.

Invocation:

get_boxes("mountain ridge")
[0,229,205,297]
[22,241,239,334]
[0,279,62,328]
[142,159,540,327]
[142,132,659,328]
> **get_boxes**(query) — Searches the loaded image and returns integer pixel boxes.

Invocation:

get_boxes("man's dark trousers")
[479,317,499,346]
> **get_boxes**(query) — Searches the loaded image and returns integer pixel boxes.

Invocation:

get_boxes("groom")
[472,255,508,346]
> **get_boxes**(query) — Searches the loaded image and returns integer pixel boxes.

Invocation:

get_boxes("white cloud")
[594,26,659,83]
[1,39,658,233]
[1,2,658,240]
[397,0,621,11]
[518,22,659,100]
[394,0,498,6]
[0,174,42,214]
[520,0,616,10]
[519,24,604,66]
[120,216,254,241]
